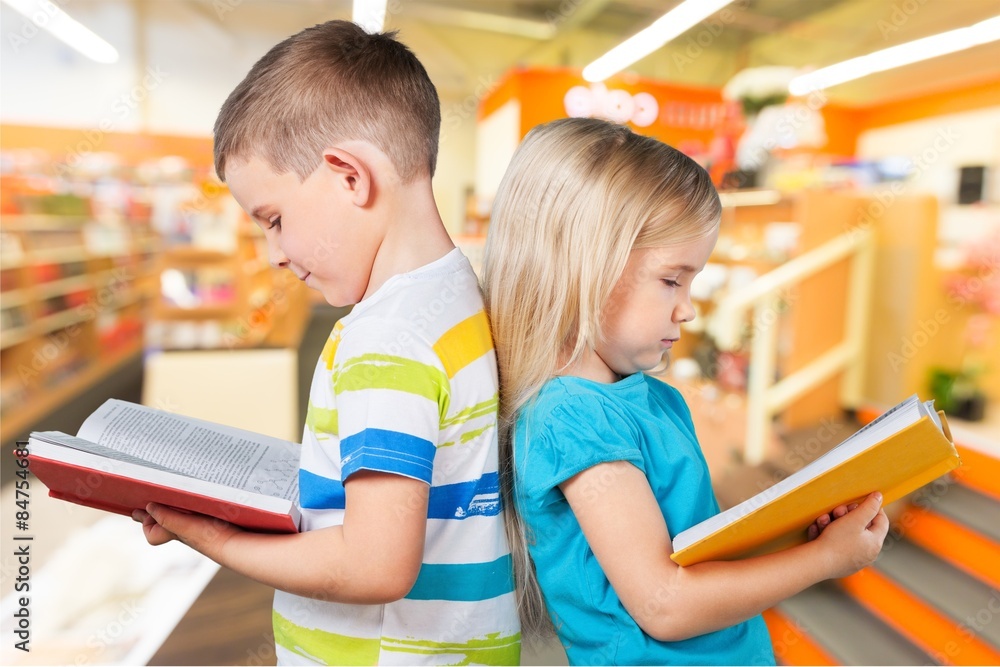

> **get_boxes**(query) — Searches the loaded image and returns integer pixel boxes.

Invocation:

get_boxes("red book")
[27,400,301,533]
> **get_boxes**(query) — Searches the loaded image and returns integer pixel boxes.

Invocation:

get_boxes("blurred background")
[1,0,999,664]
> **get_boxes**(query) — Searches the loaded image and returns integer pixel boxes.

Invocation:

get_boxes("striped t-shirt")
[273,249,521,665]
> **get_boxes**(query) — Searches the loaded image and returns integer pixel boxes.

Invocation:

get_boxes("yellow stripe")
[321,322,344,370]
[433,311,493,379]
[273,610,380,665]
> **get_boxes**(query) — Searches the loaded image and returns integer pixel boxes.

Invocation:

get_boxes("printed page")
[76,399,300,501]
[30,432,187,476]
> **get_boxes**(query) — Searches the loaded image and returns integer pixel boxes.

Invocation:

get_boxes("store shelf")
[0,214,91,229]
[0,288,31,307]
[35,308,92,335]
[0,326,32,349]
[0,337,143,443]
[1,193,158,441]
[34,273,95,298]
[28,246,90,263]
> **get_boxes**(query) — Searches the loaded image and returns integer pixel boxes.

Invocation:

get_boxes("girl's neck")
[559,348,621,384]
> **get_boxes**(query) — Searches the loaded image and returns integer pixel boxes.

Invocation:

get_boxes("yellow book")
[670,395,960,567]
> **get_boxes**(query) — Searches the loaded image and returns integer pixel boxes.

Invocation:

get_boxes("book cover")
[25,399,302,533]
[28,447,300,533]
[670,407,959,566]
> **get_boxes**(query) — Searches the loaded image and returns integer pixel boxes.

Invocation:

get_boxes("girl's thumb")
[858,491,883,520]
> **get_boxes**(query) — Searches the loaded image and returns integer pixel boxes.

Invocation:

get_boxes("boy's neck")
[363,176,455,300]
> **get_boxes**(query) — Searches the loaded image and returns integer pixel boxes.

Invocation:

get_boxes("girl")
[482,117,888,665]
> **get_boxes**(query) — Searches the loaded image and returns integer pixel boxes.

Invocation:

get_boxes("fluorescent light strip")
[718,190,783,207]
[353,0,387,34]
[790,15,1000,95]
[583,0,734,82]
[1,0,117,63]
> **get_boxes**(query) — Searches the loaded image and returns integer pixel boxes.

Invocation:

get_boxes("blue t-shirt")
[514,373,775,666]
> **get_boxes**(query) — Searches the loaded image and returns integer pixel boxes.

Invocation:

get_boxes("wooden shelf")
[1,209,157,441]
[0,326,32,349]
[34,273,94,298]
[0,288,31,307]
[0,338,143,443]
[29,246,90,263]
[0,214,91,229]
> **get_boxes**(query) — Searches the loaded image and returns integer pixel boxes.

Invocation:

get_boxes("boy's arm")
[135,469,429,604]
[560,460,887,642]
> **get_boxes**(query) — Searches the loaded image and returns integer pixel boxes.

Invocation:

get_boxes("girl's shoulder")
[518,375,646,446]
[514,377,646,491]
[528,375,632,417]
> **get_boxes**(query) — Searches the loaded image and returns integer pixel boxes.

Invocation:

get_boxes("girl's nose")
[675,299,696,324]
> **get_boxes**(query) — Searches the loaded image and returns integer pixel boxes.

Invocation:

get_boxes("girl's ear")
[321,147,372,207]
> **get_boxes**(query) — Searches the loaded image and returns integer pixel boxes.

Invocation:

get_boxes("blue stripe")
[406,555,514,602]
[299,470,345,510]
[427,472,501,519]
[341,429,436,484]
[299,469,503,519]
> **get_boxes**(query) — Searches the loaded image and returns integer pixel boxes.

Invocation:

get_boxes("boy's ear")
[321,148,372,207]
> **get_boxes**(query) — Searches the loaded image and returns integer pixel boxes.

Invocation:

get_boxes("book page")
[31,432,189,477]
[77,400,299,501]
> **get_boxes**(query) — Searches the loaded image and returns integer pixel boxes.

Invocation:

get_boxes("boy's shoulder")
[333,249,490,365]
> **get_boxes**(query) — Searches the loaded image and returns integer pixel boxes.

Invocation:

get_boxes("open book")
[26,399,301,533]
[670,395,959,566]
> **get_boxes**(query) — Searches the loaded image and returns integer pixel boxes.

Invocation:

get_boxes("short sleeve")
[332,317,450,485]
[516,392,645,498]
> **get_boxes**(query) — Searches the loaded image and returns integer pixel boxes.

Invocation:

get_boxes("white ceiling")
[183,0,1000,105]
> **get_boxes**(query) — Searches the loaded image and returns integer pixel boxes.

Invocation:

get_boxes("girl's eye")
[662,279,681,288]
[268,217,282,230]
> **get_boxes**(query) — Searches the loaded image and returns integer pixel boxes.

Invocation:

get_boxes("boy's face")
[592,230,718,381]
[225,156,380,307]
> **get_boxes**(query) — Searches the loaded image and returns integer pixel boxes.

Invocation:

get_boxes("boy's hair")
[214,20,441,183]
[482,117,720,638]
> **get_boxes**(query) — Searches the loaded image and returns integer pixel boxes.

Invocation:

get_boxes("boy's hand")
[132,503,241,558]
[814,491,889,579]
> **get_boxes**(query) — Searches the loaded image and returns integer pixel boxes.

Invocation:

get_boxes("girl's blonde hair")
[482,117,721,639]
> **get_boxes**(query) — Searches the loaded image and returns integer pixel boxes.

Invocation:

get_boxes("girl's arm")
[561,460,888,642]
[133,470,428,605]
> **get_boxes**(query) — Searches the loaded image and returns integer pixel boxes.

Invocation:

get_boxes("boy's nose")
[267,244,290,269]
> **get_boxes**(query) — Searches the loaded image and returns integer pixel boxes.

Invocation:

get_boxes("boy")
[133,20,520,665]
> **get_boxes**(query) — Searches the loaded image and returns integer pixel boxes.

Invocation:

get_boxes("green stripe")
[334,353,450,420]
[306,404,338,436]
[273,610,380,665]
[441,394,498,428]
[440,423,493,448]
[381,632,521,665]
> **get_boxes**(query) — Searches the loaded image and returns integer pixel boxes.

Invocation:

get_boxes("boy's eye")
[662,279,681,288]
[268,217,282,230]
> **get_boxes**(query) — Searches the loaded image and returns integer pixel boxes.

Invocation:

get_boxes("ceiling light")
[1,0,118,63]
[353,0,387,34]
[789,15,1000,95]
[582,0,735,82]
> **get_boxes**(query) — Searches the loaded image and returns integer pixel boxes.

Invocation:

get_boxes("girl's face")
[578,230,718,383]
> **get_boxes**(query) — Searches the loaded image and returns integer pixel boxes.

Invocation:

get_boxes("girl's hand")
[813,491,889,579]
[806,502,857,540]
